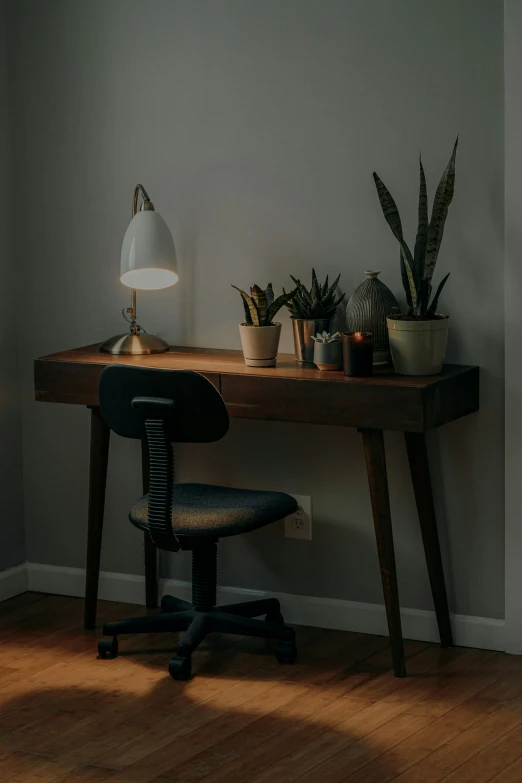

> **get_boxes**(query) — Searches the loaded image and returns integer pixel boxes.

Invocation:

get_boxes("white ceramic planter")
[387,315,449,376]
[238,322,281,367]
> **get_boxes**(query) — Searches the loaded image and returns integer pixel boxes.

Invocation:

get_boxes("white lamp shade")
[120,210,178,290]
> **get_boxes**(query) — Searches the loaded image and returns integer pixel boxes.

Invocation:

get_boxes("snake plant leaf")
[372,172,415,270]
[266,290,296,324]
[401,250,418,313]
[251,284,268,326]
[424,137,458,283]
[399,248,413,311]
[426,272,450,316]
[265,283,274,309]
[231,285,260,326]
[413,156,428,283]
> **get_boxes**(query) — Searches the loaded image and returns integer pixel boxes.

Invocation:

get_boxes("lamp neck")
[125,184,156,333]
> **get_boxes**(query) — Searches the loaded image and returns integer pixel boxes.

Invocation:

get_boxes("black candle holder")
[343,332,373,377]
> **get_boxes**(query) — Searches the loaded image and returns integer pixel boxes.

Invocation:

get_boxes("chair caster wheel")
[98,637,118,659]
[276,640,296,665]
[266,611,284,625]
[169,655,192,680]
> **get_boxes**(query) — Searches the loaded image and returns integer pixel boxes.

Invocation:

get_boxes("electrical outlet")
[284,494,312,540]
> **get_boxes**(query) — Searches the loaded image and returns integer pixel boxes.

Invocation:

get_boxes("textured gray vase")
[346,271,399,365]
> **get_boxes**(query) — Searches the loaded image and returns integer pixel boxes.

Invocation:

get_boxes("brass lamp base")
[99,332,169,355]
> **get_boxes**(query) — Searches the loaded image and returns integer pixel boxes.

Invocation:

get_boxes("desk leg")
[84,407,110,630]
[141,438,158,609]
[360,428,406,677]
[404,432,453,648]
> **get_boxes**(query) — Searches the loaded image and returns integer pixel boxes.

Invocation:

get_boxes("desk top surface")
[37,343,476,389]
[35,344,479,431]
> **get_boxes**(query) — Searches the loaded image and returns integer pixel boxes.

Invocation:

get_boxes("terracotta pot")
[238,323,281,367]
[313,341,342,371]
[387,315,449,376]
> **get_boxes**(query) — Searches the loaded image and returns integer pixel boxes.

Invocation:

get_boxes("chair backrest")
[99,365,229,443]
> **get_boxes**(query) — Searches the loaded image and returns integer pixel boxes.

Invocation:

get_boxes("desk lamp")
[100,184,178,355]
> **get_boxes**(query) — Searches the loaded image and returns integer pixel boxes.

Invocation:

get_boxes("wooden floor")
[1,595,522,783]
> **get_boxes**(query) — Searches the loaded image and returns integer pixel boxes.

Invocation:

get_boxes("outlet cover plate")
[284,494,312,540]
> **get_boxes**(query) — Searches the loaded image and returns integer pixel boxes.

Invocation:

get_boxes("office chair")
[96,365,298,680]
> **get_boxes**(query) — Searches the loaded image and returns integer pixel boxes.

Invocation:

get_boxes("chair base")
[98,594,296,679]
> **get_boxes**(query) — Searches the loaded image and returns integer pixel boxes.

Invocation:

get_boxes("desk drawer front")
[221,375,425,432]
[35,360,220,407]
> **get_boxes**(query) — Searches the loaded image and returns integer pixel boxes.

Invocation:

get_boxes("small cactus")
[311,331,342,344]
[284,269,345,320]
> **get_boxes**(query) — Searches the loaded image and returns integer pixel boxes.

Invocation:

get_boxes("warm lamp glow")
[120,268,178,290]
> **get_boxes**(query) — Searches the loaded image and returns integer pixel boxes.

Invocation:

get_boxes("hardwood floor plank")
[389,700,522,782]
[1,594,521,783]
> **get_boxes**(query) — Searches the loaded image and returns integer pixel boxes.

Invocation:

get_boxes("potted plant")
[373,139,458,376]
[232,283,294,367]
[311,331,343,370]
[284,270,345,362]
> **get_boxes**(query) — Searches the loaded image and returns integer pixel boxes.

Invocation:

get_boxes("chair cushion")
[129,483,298,538]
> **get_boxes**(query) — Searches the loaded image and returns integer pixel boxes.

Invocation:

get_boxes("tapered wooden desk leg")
[141,438,158,609]
[404,432,453,648]
[84,407,110,630]
[361,429,406,677]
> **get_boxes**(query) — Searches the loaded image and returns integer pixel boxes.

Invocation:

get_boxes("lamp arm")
[126,184,153,330]
[132,184,151,217]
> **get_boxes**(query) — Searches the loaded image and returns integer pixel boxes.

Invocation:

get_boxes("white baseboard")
[22,561,506,652]
[0,564,28,602]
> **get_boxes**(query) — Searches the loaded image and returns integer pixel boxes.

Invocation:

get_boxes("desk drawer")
[35,359,220,407]
[221,374,424,432]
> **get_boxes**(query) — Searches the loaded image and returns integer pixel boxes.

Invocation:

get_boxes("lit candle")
[343,331,373,377]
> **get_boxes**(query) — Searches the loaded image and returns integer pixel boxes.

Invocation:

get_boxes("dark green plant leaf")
[311,269,320,302]
[425,137,458,283]
[265,283,274,309]
[414,156,428,283]
[400,248,413,310]
[401,251,418,313]
[267,290,296,324]
[426,272,450,316]
[251,284,268,326]
[231,285,259,326]
[373,172,415,270]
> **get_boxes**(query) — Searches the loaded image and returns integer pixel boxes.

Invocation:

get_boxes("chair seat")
[129,483,298,538]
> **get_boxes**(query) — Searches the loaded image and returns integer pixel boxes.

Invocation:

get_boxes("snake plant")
[232,283,295,326]
[284,269,345,319]
[373,138,458,318]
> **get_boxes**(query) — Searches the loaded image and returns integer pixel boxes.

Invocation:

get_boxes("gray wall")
[6,0,504,617]
[0,0,25,571]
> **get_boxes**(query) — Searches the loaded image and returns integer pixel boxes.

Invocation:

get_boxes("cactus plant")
[232,283,295,326]
[373,138,458,318]
[311,331,342,343]
[284,269,345,320]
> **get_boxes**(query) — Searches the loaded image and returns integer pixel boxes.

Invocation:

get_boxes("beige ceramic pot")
[238,322,281,367]
[387,315,449,376]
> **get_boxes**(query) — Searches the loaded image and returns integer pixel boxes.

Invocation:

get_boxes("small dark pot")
[313,341,343,371]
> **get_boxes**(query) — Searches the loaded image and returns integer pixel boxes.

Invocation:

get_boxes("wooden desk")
[34,344,480,677]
